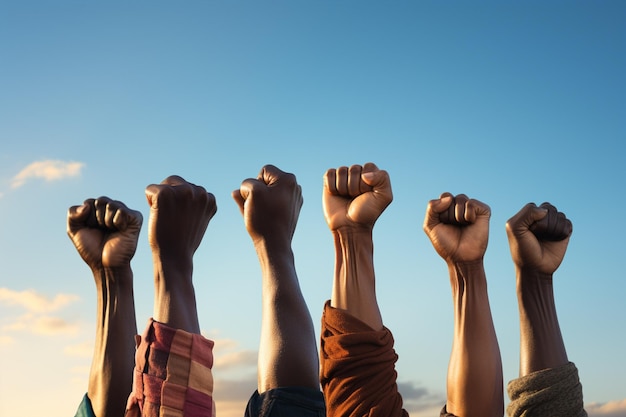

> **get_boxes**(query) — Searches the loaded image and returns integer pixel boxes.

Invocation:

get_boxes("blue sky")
[1,2,625,416]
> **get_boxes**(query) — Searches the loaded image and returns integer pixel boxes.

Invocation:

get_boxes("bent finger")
[348,164,363,197]
[335,166,349,196]
[324,168,338,195]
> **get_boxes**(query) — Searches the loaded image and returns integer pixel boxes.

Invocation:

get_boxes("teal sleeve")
[74,394,96,417]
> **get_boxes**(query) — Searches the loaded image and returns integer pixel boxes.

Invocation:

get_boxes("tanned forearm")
[517,267,568,377]
[331,227,383,331]
[446,260,503,417]
[255,240,319,391]
[152,255,200,334]
[89,266,137,417]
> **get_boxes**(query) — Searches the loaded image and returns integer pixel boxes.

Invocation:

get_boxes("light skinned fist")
[323,162,392,232]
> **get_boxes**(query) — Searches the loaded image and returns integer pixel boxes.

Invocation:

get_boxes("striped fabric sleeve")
[125,319,216,417]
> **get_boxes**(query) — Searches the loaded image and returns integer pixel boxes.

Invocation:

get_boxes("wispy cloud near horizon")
[3,313,80,336]
[587,399,626,417]
[0,287,81,337]
[0,287,79,313]
[10,159,85,189]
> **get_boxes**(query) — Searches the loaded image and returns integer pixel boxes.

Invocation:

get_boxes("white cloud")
[206,335,239,350]
[209,336,258,371]
[0,288,81,337]
[3,313,79,336]
[0,287,79,313]
[33,315,80,335]
[209,336,258,406]
[10,159,85,189]
[587,399,626,417]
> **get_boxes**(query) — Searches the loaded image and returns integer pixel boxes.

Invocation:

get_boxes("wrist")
[448,260,487,293]
[516,267,554,294]
[333,226,373,245]
[447,258,484,269]
[330,225,381,330]
[254,239,296,274]
[92,265,134,288]
[152,254,195,308]
[253,236,293,259]
[333,228,374,268]
[152,251,193,276]
[517,266,553,283]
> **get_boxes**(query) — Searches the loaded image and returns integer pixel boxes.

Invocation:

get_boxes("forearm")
[517,267,568,376]
[152,255,200,334]
[447,260,503,417]
[331,227,382,331]
[89,266,137,417]
[255,241,319,391]
[255,241,305,307]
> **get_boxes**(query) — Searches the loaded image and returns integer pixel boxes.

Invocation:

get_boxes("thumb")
[231,189,245,215]
[433,193,454,214]
[260,164,285,186]
[235,178,263,210]
[145,184,161,209]
[67,199,95,235]
[361,162,383,188]
[423,193,453,233]
[351,167,393,223]
[506,203,547,239]
[526,204,549,227]
[71,201,92,221]
[361,169,392,203]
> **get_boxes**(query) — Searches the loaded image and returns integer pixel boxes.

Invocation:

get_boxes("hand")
[232,165,302,246]
[323,162,392,232]
[506,202,572,274]
[145,175,217,263]
[67,197,143,270]
[423,193,490,263]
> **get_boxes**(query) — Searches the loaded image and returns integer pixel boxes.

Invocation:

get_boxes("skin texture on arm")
[67,197,142,417]
[145,175,217,334]
[506,202,571,377]
[424,193,503,417]
[233,165,319,392]
[322,162,392,332]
